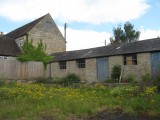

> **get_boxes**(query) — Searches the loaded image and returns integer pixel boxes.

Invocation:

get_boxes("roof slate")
[5,14,47,39]
[51,38,160,62]
[0,37,21,56]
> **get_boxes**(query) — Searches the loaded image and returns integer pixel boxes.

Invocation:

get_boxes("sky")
[0,0,160,51]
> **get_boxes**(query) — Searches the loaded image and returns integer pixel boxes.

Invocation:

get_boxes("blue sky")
[0,0,160,50]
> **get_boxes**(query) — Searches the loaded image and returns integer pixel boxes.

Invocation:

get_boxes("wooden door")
[151,52,160,79]
[97,57,109,81]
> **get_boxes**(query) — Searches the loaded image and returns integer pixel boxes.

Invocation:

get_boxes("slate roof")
[5,14,47,39]
[0,36,21,56]
[51,38,160,62]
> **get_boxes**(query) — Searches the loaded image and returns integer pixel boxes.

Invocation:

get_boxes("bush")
[62,73,80,85]
[35,73,81,86]
[153,78,160,93]
[141,73,152,82]
[111,65,121,82]
[17,39,53,69]
[35,77,58,84]
[123,74,136,83]
[0,80,6,86]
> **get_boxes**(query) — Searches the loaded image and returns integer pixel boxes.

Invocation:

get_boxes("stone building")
[0,14,160,82]
[0,13,66,57]
[50,38,160,82]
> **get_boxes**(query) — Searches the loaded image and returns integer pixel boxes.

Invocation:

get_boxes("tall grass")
[0,82,159,119]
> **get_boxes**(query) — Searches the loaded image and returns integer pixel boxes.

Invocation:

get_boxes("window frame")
[76,59,85,68]
[59,61,66,69]
[45,21,52,29]
[0,56,8,60]
[19,39,24,47]
[124,54,137,65]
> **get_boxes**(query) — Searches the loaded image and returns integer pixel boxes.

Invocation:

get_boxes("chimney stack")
[64,23,67,42]
[0,32,4,37]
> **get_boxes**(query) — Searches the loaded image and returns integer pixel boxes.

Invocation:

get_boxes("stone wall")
[0,53,152,82]
[51,53,152,82]
[122,53,151,81]
[51,58,97,82]
[27,14,66,54]
[108,53,151,81]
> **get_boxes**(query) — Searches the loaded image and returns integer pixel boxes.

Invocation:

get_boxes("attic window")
[76,59,85,68]
[124,54,137,65]
[0,56,7,60]
[46,21,52,29]
[19,39,24,47]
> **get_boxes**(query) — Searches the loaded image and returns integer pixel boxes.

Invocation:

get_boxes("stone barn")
[50,38,160,82]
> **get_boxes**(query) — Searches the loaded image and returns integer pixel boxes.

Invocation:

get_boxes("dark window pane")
[132,60,137,65]
[123,54,137,65]
[59,61,66,69]
[77,59,85,68]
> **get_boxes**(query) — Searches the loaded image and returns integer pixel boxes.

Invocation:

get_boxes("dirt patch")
[68,109,160,120]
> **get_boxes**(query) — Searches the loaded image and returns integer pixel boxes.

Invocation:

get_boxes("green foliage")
[123,74,136,83]
[17,39,53,68]
[141,73,152,82]
[62,73,80,84]
[111,65,121,82]
[110,21,140,44]
[36,73,81,86]
[0,80,6,86]
[153,78,160,93]
[104,79,117,83]
[0,82,159,119]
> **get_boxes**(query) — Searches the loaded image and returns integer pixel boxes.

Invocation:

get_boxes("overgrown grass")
[0,82,159,119]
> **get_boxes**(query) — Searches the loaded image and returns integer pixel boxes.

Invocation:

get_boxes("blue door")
[97,57,109,80]
[151,52,160,79]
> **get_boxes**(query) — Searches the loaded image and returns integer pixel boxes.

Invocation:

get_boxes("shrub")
[35,77,58,84]
[62,73,80,85]
[153,67,160,93]
[17,39,53,69]
[111,65,121,82]
[153,78,160,93]
[0,80,6,86]
[141,73,152,82]
[35,73,81,86]
[123,74,136,83]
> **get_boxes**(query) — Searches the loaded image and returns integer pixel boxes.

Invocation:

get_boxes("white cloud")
[140,28,160,40]
[58,26,160,51]
[0,0,149,24]
[58,26,111,50]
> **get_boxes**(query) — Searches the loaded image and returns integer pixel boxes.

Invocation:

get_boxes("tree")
[110,21,140,44]
[17,39,53,69]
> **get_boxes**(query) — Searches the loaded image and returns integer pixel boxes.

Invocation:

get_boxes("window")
[76,59,85,68]
[19,39,24,47]
[0,56,7,60]
[124,54,137,65]
[59,61,66,69]
[46,21,52,29]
